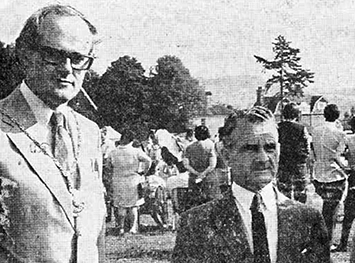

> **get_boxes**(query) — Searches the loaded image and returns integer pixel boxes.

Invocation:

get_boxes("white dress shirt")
[20,81,71,153]
[232,182,278,263]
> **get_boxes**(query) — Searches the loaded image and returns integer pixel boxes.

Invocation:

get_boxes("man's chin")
[246,173,274,192]
[45,89,79,108]
[54,86,79,99]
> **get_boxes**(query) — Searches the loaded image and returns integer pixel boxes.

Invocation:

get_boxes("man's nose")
[253,148,269,170]
[256,147,268,162]
[59,57,73,73]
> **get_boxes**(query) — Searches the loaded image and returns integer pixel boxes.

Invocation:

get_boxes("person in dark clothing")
[277,103,310,203]
[183,125,220,207]
[172,106,330,263]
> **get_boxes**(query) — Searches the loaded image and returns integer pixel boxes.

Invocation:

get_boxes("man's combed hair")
[16,4,98,52]
[245,106,275,123]
[220,109,247,139]
[222,106,275,137]
[221,106,276,148]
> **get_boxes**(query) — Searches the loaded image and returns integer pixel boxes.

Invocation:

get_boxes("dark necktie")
[250,193,271,263]
[51,112,76,183]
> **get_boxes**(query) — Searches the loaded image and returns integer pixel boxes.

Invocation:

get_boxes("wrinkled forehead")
[236,119,278,141]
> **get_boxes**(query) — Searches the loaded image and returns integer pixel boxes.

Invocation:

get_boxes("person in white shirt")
[311,104,347,247]
[172,106,330,263]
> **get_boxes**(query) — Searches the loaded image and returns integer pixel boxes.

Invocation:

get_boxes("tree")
[95,56,150,141]
[0,42,24,99]
[69,69,102,124]
[254,35,314,98]
[70,55,204,140]
[208,103,234,115]
[148,55,204,133]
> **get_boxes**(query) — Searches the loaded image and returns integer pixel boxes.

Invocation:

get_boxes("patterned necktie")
[250,193,271,263]
[50,112,76,183]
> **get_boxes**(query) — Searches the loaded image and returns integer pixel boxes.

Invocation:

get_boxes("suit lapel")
[276,188,292,262]
[210,194,253,260]
[276,189,311,263]
[7,130,74,228]
[1,88,75,229]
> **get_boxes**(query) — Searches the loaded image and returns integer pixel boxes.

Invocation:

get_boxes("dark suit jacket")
[0,87,106,262]
[172,188,330,263]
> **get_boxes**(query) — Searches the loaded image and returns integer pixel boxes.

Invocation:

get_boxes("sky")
[1,0,355,108]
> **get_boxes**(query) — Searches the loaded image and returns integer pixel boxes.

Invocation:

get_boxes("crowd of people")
[102,101,355,263]
[1,3,355,263]
[102,124,230,233]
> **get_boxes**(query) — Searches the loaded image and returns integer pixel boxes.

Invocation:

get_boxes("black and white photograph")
[0,0,354,262]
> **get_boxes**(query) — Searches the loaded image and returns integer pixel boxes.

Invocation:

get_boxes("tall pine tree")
[255,35,314,98]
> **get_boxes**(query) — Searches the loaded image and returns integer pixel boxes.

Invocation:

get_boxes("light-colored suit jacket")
[0,88,106,263]
[172,188,330,263]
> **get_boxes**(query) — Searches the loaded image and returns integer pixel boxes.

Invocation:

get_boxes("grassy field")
[105,190,353,263]
[332,223,351,263]
[105,215,175,263]
[105,218,351,263]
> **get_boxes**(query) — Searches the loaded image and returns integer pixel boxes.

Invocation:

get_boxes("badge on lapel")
[30,142,50,154]
[90,158,99,173]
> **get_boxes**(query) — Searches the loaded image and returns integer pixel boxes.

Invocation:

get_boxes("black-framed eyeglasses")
[35,45,95,70]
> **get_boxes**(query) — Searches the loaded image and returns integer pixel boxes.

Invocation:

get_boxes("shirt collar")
[20,81,70,125]
[260,183,277,211]
[232,182,276,211]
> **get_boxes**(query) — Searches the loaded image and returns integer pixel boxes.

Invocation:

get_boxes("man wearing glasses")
[0,4,106,262]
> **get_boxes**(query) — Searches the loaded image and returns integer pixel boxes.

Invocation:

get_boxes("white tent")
[103,126,121,141]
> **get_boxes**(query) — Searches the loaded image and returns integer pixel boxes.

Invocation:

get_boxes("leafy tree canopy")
[94,56,150,141]
[148,55,204,133]
[0,42,24,99]
[69,69,101,124]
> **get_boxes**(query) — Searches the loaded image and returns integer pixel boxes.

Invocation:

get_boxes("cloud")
[0,0,11,11]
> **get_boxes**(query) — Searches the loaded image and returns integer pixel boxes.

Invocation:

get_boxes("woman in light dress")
[107,129,151,234]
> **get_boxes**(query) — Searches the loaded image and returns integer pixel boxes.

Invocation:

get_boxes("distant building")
[192,91,233,139]
[191,114,228,139]
[255,87,328,132]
